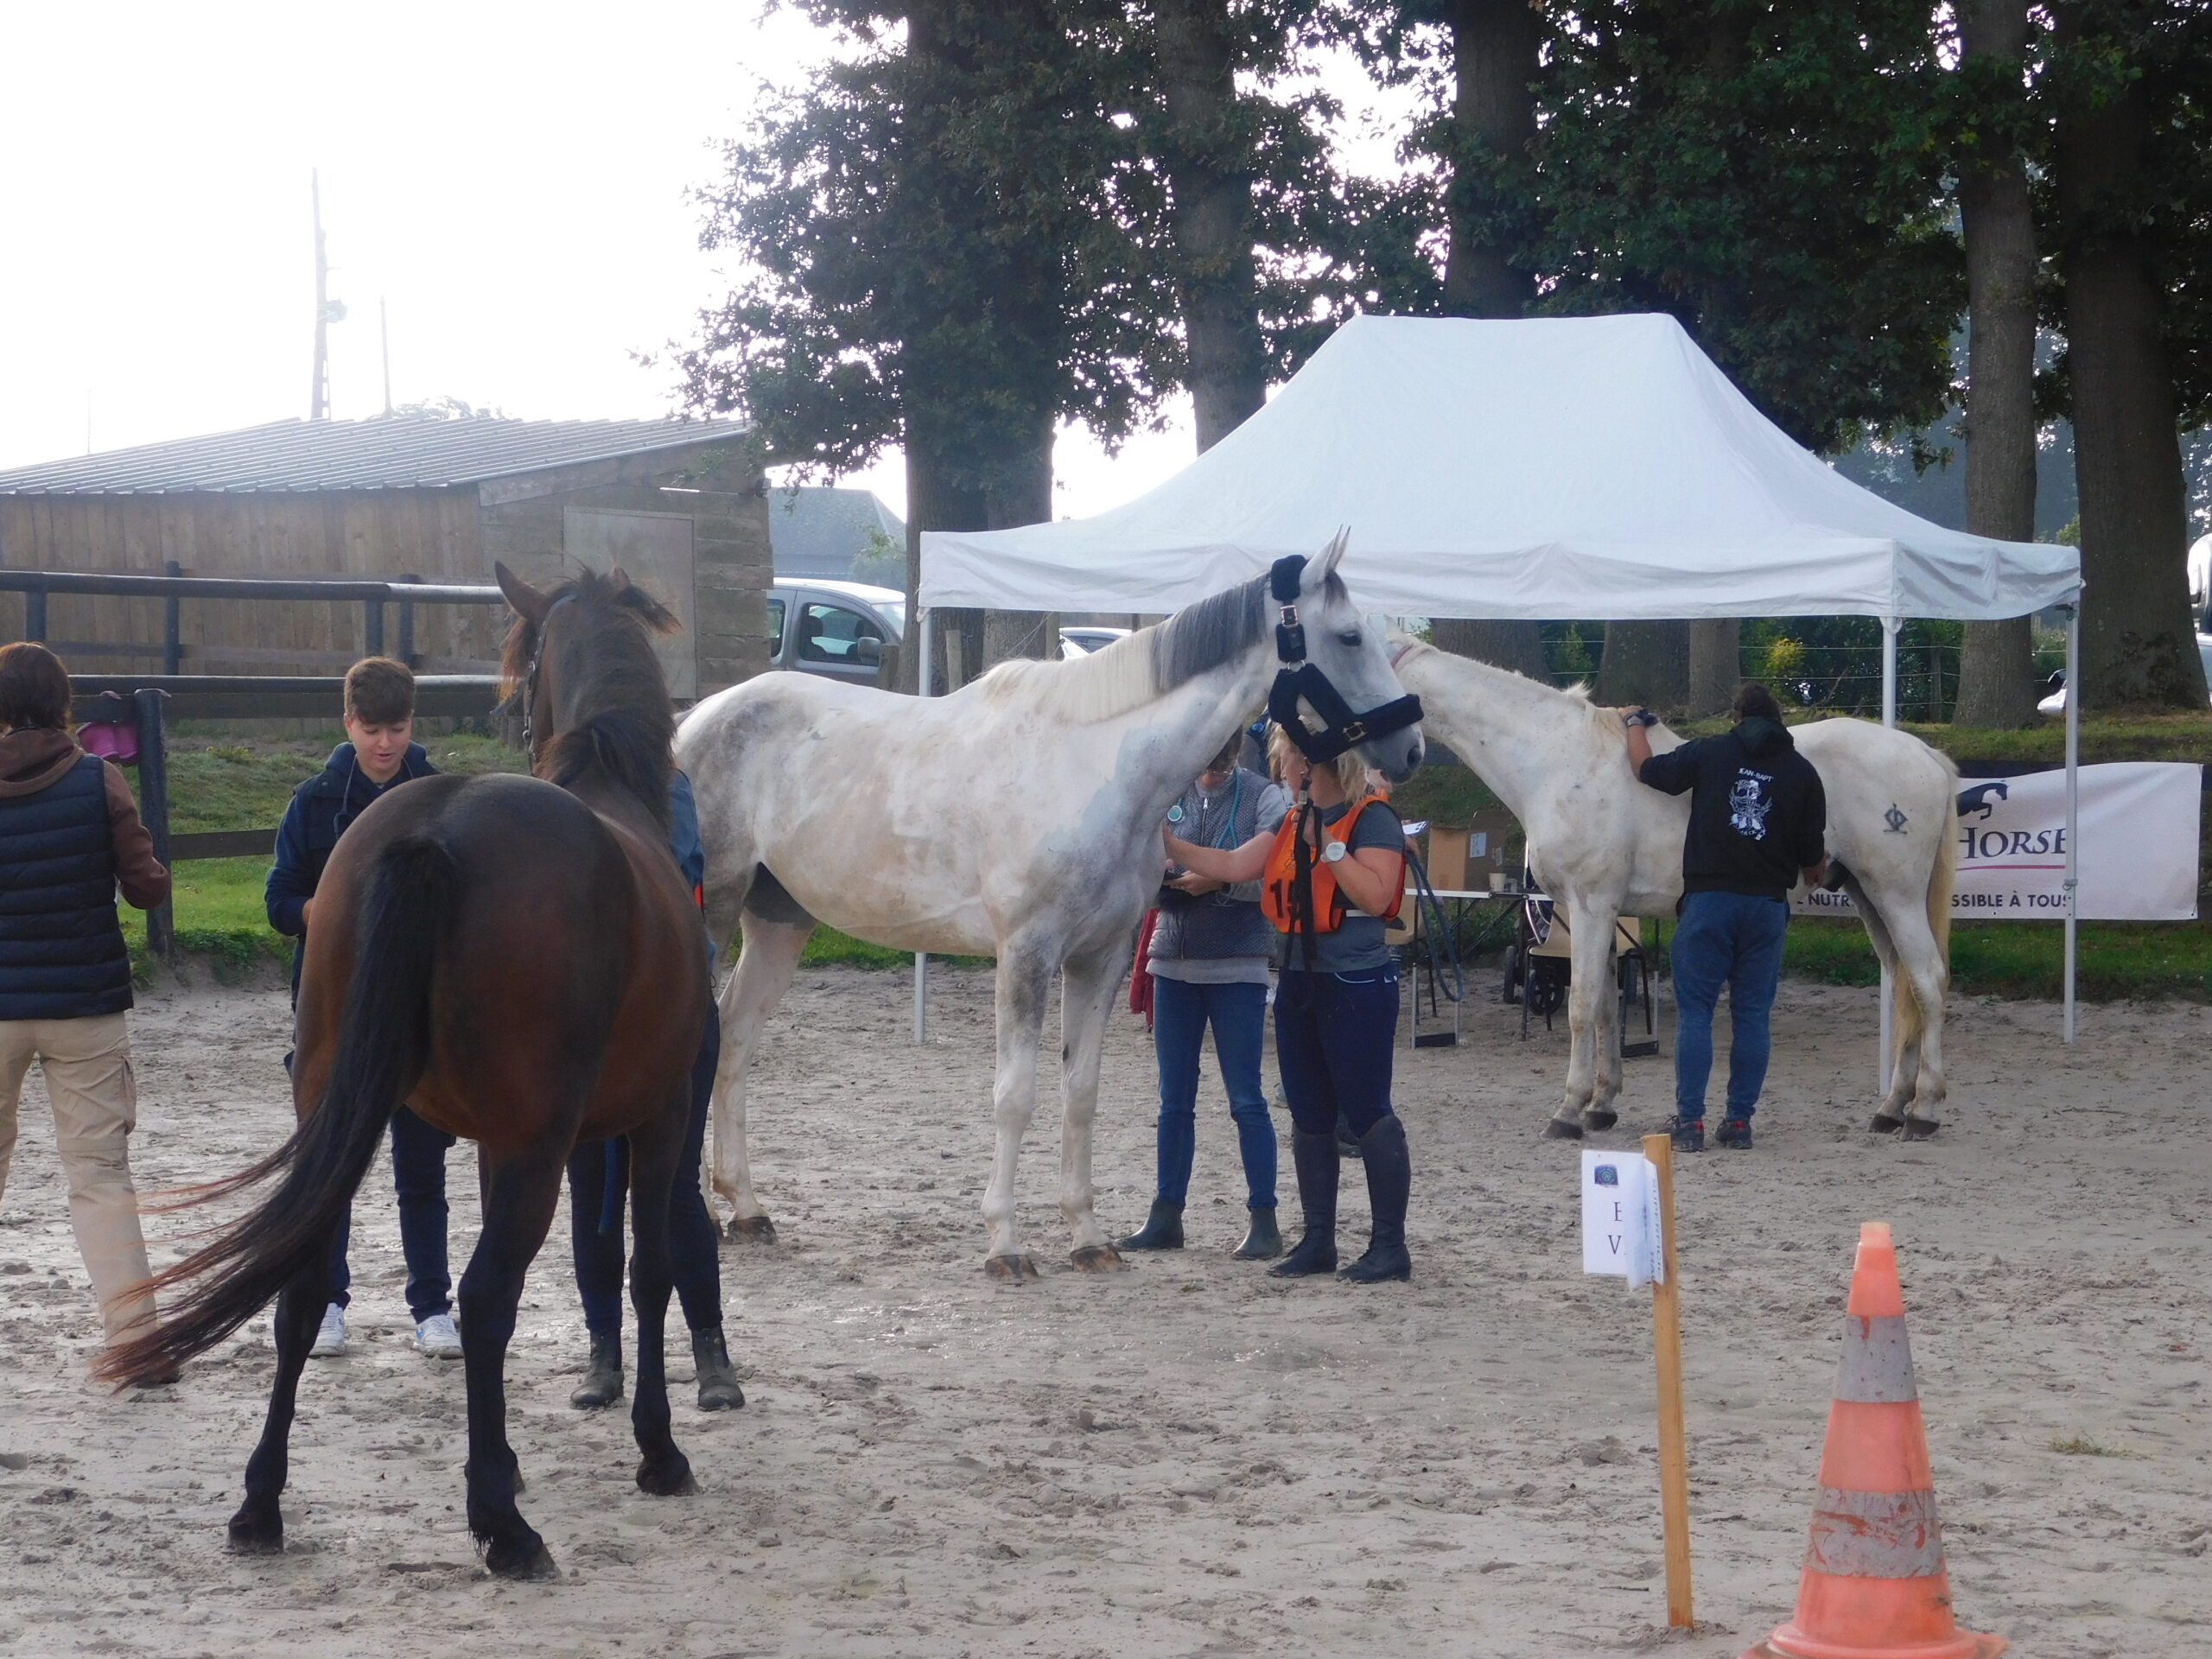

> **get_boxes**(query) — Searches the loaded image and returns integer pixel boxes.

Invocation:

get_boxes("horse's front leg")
[704,917,810,1241]
[1542,900,1615,1141]
[459,1147,565,1581]
[1586,917,1628,1131]
[982,940,1052,1281]
[1058,936,1136,1272]
[626,1102,699,1497]
[227,1240,334,1554]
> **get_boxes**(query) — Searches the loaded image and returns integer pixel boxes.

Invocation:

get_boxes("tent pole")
[914,606,932,1046]
[1878,616,1899,1097]
[2063,603,2079,1044]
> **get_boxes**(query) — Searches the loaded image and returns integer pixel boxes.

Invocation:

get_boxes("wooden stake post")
[1641,1131,1693,1629]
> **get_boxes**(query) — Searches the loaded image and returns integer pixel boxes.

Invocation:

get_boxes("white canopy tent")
[913,312,2087,1046]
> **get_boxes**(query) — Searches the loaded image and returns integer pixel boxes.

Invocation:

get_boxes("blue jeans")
[567,1013,724,1337]
[1669,890,1789,1122]
[327,1106,457,1323]
[1274,967,1399,1141]
[1151,977,1276,1210]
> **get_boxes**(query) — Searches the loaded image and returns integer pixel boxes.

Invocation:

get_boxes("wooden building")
[0,416,772,699]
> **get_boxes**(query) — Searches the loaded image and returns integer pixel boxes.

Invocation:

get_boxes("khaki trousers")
[0,1012,156,1339]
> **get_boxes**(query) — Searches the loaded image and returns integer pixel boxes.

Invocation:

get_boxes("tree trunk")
[1950,0,2045,728]
[2051,8,2209,710]
[1153,0,1266,453]
[1686,619,1740,715]
[1596,620,1689,711]
[1430,619,1548,683]
[904,438,991,693]
[1440,0,1541,317]
[980,415,1058,669]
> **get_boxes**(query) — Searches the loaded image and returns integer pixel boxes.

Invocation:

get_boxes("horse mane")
[1388,630,1624,731]
[499,567,679,829]
[975,569,1344,723]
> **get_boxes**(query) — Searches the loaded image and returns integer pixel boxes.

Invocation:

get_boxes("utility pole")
[379,296,392,416]
[309,170,346,419]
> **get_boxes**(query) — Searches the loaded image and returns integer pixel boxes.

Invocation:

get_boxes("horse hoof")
[1901,1116,1942,1141]
[1580,1108,1618,1132]
[728,1214,777,1243]
[636,1456,699,1497]
[984,1253,1042,1282]
[485,1537,561,1581]
[1070,1244,1126,1273]
[1868,1112,1904,1134]
[226,1507,283,1554]
[1542,1117,1584,1141]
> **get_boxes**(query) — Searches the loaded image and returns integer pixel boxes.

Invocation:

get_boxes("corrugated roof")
[0,415,749,494]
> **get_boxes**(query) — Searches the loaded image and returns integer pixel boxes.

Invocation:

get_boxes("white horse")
[677,538,1424,1278]
[1393,639,1959,1140]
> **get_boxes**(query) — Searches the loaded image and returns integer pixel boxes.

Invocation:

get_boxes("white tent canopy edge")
[909,312,2085,1051]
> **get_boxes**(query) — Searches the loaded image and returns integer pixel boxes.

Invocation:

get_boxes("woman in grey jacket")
[1122,732,1292,1260]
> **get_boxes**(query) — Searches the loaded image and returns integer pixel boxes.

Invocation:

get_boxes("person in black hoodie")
[1623,683,1827,1153]
[264,657,454,1362]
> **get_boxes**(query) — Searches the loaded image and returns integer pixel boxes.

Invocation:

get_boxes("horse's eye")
[1338,631,1362,649]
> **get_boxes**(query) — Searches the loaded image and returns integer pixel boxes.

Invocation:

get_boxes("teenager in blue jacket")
[264,658,458,1362]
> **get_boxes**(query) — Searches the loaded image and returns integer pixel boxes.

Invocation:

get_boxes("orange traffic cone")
[1744,1223,2005,1659]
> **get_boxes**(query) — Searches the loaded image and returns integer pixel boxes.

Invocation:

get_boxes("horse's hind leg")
[626,1104,698,1497]
[1059,937,1135,1272]
[458,1148,565,1580]
[1850,880,1916,1132]
[704,916,811,1241]
[227,1236,334,1554]
[1883,898,1950,1138]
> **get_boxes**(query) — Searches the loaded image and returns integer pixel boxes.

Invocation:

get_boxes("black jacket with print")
[1637,717,1826,903]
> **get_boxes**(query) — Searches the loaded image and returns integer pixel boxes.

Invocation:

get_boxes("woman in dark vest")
[1121,730,1292,1260]
[1166,725,1413,1284]
[0,643,173,1358]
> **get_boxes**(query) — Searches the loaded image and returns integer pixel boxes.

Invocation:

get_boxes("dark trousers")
[568,1014,723,1337]
[1274,966,1399,1140]
[1669,889,1789,1121]
[327,1106,457,1323]
[1150,976,1276,1210]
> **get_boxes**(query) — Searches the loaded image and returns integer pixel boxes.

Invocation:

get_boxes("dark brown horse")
[99,563,709,1580]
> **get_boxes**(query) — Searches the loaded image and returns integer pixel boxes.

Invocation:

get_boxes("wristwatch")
[1624,708,1658,728]
[1321,841,1348,864]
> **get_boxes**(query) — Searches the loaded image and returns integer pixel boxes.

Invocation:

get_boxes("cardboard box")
[1424,809,1522,892]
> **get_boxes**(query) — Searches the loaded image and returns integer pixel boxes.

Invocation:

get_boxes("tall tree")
[1950,0,2047,728]
[2047,1,2209,709]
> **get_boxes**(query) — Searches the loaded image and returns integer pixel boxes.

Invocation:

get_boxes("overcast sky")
[0,3,1416,524]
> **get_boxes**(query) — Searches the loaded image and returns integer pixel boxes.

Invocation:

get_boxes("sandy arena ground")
[0,962,2206,1658]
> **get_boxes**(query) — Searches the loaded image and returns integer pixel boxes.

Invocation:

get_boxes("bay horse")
[98,564,710,1580]
[677,534,1423,1278]
[1393,638,1959,1140]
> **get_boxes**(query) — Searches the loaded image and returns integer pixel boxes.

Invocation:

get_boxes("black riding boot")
[569,1330,623,1409]
[1118,1198,1185,1251]
[1233,1206,1282,1260]
[692,1325,746,1412]
[1270,1130,1338,1278]
[1339,1115,1412,1284]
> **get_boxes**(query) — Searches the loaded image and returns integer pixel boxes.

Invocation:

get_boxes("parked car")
[766,585,1133,682]
[768,579,906,683]
[2036,632,2212,715]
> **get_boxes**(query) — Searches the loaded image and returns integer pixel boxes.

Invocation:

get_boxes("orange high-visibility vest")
[1260,796,1403,935]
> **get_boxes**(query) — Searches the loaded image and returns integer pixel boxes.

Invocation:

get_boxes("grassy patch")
[2047,1434,2141,1458]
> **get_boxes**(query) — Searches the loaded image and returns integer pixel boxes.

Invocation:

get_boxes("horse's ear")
[1303,527,1350,594]
[495,562,551,626]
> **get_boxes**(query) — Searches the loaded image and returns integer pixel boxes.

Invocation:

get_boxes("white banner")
[1794,762,2202,923]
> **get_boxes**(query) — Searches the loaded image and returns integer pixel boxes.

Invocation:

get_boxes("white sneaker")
[308,1303,347,1358]
[412,1313,462,1359]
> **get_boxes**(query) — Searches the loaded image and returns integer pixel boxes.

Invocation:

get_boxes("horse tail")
[1893,766,1960,1047]
[95,834,456,1389]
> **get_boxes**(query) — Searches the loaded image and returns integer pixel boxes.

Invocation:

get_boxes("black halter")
[1263,556,1424,763]
[518,592,577,762]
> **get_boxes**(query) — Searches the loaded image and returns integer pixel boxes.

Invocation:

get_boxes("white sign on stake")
[1582,1150,1663,1288]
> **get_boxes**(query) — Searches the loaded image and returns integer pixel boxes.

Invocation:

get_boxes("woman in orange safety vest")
[1164,724,1413,1285]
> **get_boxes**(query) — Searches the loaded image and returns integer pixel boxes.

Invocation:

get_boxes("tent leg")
[1878,616,1899,1097]
[2063,604,2079,1044]
[914,607,933,1046]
